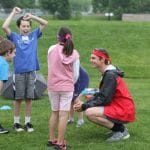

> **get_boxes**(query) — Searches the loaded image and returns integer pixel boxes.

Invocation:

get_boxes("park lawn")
[0,18,150,149]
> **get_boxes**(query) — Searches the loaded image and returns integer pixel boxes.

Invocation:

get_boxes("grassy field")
[0,17,150,150]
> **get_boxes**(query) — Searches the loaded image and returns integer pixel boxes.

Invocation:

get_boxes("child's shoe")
[67,118,74,124]
[14,123,24,132]
[54,140,68,150]
[47,139,57,147]
[76,120,84,127]
[24,122,34,132]
[0,124,9,134]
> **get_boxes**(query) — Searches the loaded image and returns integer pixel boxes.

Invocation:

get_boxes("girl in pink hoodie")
[47,27,80,149]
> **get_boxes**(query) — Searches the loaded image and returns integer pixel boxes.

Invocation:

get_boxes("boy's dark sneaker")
[24,122,34,132]
[0,124,9,134]
[14,123,24,132]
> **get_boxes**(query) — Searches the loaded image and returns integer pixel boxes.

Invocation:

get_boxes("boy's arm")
[0,80,4,92]
[2,7,22,35]
[23,13,48,32]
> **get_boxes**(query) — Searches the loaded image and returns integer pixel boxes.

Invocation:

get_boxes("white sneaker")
[24,122,34,132]
[106,130,114,136]
[14,123,24,132]
[76,120,84,127]
[106,128,130,142]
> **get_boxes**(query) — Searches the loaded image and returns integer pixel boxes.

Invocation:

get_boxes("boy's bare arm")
[0,80,4,92]
[2,7,22,35]
[23,13,48,32]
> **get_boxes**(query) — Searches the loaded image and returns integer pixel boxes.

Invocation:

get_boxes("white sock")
[78,119,84,123]
[25,116,31,124]
[14,116,20,124]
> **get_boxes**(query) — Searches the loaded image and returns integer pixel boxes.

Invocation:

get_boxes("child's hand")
[23,13,32,20]
[73,100,83,112]
[13,7,22,14]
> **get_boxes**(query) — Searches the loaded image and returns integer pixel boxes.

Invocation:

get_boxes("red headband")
[92,49,112,64]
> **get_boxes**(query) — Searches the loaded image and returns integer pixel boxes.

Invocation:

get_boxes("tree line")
[92,0,150,19]
[0,0,150,20]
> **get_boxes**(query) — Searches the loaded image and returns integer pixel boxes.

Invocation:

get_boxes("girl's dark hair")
[57,27,74,57]
[97,48,110,65]
[0,36,15,56]
[16,16,32,27]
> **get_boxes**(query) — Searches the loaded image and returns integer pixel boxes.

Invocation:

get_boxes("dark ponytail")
[57,27,74,57]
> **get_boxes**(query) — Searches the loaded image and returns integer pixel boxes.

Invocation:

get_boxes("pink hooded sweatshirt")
[47,44,79,91]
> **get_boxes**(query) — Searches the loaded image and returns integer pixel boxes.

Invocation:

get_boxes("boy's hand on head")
[23,13,32,20]
[13,7,22,14]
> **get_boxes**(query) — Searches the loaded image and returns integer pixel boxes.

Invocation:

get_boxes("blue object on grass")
[0,105,11,110]
[81,88,99,95]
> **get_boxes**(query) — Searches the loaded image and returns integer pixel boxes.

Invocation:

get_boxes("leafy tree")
[133,0,150,13]
[92,0,133,19]
[16,0,36,8]
[92,0,109,13]
[70,0,91,12]
[0,0,37,9]
[0,0,17,10]
[39,0,71,19]
[109,0,131,19]
[92,0,150,20]
[55,0,71,19]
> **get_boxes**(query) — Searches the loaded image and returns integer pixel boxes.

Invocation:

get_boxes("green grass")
[0,18,150,149]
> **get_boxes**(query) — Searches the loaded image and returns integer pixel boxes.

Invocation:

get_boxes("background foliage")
[1,0,150,19]
[39,0,71,19]
[92,0,150,19]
